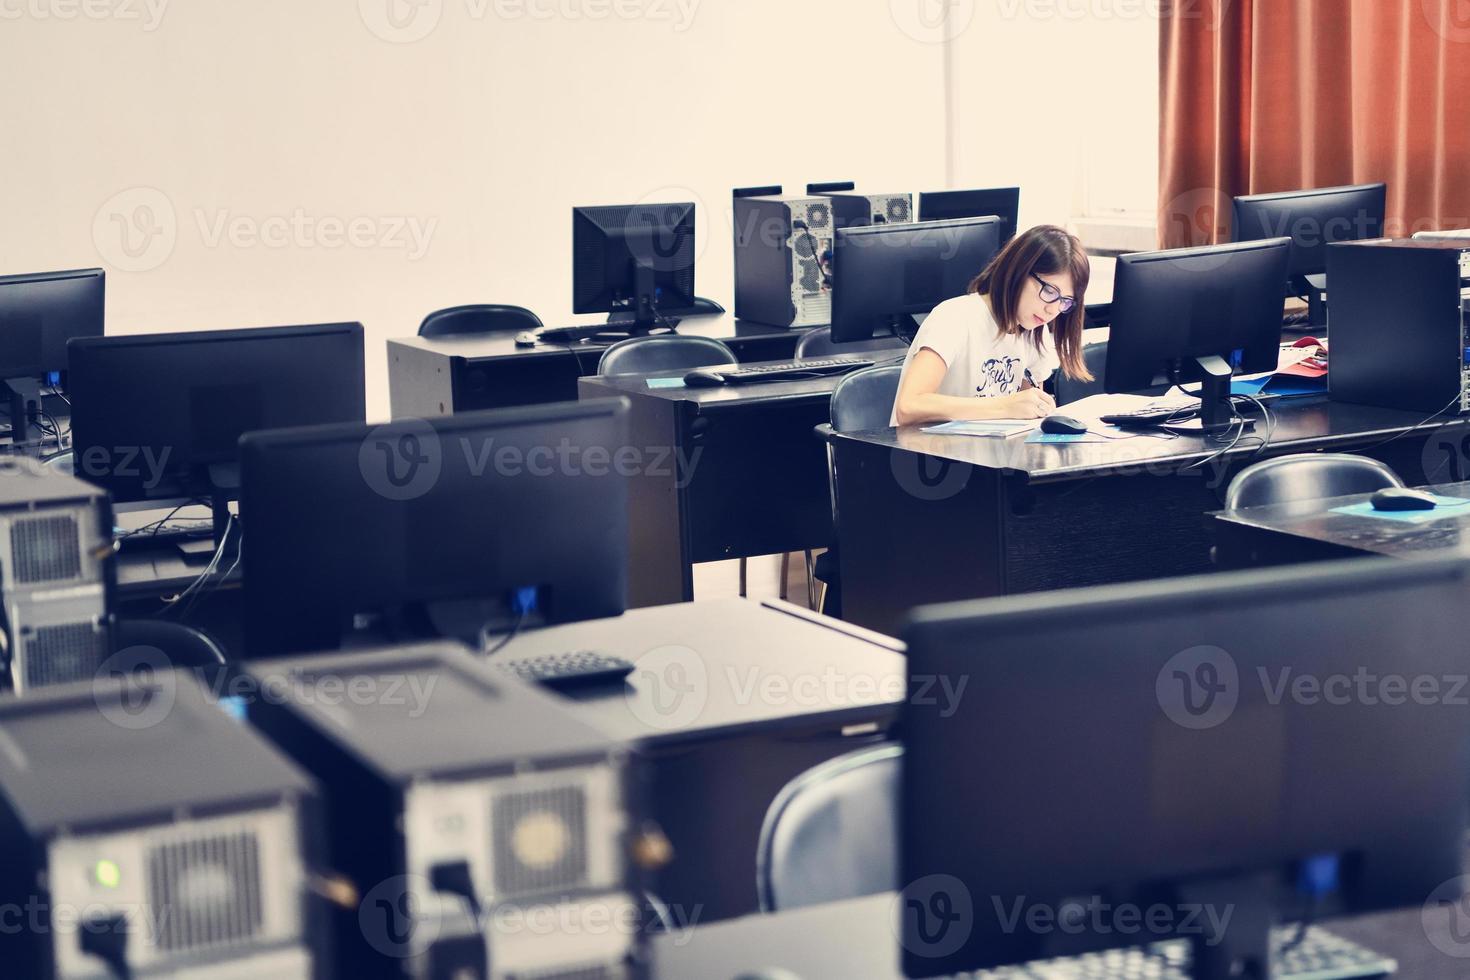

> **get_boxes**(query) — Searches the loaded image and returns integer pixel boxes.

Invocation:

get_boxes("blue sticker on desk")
[1027,432,1096,445]
[646,377,687,389]
[1329,496,1470,523]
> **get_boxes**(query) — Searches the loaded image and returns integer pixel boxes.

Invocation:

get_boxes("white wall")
[0,0,1155,416]
[948,0,1159,234]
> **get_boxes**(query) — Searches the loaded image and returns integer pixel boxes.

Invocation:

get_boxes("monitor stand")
[1298,274,1328,331]
[205,463,241,546]
[1179,874,1275,979]
[1188,355,1251,437]
[4,377,52,451]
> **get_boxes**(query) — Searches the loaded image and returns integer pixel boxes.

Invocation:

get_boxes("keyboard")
[1098,404,1200,428]
[977,926,1393,979]
[683,357,876,387]
[517,324,632,346]
[494,651,635,691]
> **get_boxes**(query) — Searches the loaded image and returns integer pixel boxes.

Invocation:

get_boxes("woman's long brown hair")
[968,224,1092,381]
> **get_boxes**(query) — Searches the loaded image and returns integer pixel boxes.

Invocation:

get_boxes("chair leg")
[739,558,748,598]
[778,553,790,601]
[804,550,817,610]
[816,580,829,615]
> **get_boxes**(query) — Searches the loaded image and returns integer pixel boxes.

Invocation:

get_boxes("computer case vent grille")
[148,830,265,954]
[492,783,590,897]
[10,514,81,585]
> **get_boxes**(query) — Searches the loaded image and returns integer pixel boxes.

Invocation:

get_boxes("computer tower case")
[0,672,326,978]
[821,192,914,228]
[243,642,647,980]
[732,194,837,328]
[0,457,113,693]
[1327,239,1470,414]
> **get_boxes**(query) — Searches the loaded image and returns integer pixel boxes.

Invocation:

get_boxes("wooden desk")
[504,597,904,924]
[388,313,814,415]
[1211,480,1470,568]
[825,397,1470,636]
[578,361,891,607]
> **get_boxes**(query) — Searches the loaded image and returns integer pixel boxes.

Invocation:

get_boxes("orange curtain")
[1159,0,1470,248]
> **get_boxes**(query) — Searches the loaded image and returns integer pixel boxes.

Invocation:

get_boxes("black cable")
[1357,389,1464,458]
[481,608,527,657]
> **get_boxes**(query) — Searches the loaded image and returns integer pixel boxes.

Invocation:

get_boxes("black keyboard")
[1098,404,1200,428]
[494,651,635,691]
[977,926,1392,979]
[683,357,876,387]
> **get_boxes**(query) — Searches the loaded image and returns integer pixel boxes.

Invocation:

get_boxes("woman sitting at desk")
[891,224,1092,426]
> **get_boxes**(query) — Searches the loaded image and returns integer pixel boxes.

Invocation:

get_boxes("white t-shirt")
[889,293,1061,425]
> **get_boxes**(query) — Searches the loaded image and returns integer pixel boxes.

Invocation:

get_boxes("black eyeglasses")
[1032,274,1076,313]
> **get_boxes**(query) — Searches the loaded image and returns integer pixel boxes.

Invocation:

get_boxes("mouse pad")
[1329,496,1470,523]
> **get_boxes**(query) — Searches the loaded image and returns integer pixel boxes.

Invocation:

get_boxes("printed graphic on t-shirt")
[976,356,1022,395]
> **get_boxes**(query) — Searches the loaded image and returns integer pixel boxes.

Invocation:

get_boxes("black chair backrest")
[596,335,738,376]
[1053,341,1109,405]
[830,365,904,433]
[796,327,908,361]
[418,304,543,338]
[114,619,226,668]
[1225,452,1403,512]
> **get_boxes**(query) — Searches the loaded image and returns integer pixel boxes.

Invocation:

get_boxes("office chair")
[595,335,754,594]
[756,743,901,913]
[418,304,543,338]
[794,327,907,361]
[812,365,905,615]
[1052,341,1108,406]
[595,335,737,377]
[1225,453,1403,513]
[1218,453,1405,569]
[114,619,227,668]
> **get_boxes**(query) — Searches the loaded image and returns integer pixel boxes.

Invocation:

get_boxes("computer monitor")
[830,216,1003,343]
[572,203,697,331]
[68,322,365,536]
[1231,183,1386,325]
[0,268,104,446]
[902,556,1470,979]
[239,399,630,659]
[919,187,1021,244]
[1104,238,1290,432]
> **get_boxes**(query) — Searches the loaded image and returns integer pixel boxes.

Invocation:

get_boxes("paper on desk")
[1057,392,1200,421]
[921,419,1038,438]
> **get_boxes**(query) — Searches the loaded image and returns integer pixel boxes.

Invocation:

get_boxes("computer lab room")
[4,1,1470,978]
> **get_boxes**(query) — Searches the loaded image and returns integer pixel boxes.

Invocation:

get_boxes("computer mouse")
[514,331,538,347]
[682,368,729,388]
[1039,414,1089,436]
[1369,487,1439,512]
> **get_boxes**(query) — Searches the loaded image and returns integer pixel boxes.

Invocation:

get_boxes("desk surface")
[1212,480,1470,559]
[830,397,1465,484]
[498,598,905,747]
[581,354,907,409]
[652,884,1456,979]
[388,312,811,359]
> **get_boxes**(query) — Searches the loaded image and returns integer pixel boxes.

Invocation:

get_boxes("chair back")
[795,327,906,361]
[596,335,737,376]
[830,365,903,433]
[418,304,542,338]
[756,744,901,913]
[1225,452,1403,513]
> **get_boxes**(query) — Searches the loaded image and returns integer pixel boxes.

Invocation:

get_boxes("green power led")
[93,859,121,890]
